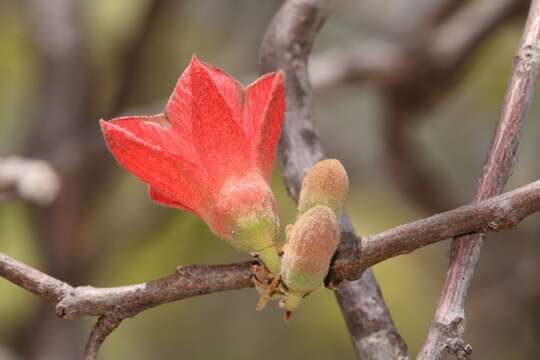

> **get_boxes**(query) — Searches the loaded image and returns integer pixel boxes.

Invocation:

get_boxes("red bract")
[100,56,285,246]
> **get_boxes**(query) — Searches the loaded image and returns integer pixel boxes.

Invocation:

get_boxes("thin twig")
[309,40,404,91]
[424,0,469,26]
[430,0,527,71]
[380,0,527,214]
[334,267,409,360]
[308,0,527,218]
[419,1,540,358]
[84,316,122,360]
[308,0,526,95]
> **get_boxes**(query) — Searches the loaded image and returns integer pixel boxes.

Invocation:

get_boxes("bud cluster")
[278,159,349,315]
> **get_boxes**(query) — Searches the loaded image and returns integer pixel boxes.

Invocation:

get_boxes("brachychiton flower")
[100,56,285,274]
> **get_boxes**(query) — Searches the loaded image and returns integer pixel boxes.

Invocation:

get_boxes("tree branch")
[259,0,409,358]
[308,0,528,218]
[84,316,122,360]
[419,1,540,358]
[3,177,540,355]
[309,40,404,91]
[334,265,409,360]
[5,2,538,359]
[430,0,527,71]
[309,0,527,93]
[380,0,527,214]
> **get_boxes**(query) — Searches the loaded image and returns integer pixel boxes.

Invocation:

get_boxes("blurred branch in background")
[2,177,540,358]
[0,346,21,360]
[10,0,180,359]
[419,1,540,358]
[17,0,90,356]
[311,0,527,214]
[78,0,183,277]
[0,156,60,206]
[106,0,174,118]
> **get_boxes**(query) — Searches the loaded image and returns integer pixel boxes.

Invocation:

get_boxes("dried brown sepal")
[251,263,284,310]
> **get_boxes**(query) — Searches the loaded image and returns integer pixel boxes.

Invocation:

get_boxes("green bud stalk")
[234,216,281,275]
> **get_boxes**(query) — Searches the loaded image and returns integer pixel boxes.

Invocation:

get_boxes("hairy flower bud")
[280,205,339,311]
[298,159,349,218]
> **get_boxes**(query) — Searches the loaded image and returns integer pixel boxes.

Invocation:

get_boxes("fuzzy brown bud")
[298,159,349,218]
[280,205,339,311]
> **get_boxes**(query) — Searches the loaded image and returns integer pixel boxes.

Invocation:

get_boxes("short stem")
[259,246,281,275]
[284,292,304,311]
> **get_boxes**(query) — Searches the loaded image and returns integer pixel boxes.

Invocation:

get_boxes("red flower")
[100,56,285,270]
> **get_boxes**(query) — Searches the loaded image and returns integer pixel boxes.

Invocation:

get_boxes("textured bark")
[259,0,409,358]
[419,1,540,358]
[2,179,540,325]
[335,271,408,360]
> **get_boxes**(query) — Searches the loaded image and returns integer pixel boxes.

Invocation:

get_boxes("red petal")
[166,56,244,137]
[148,187,199,215]
[189,57,250,186]
[244,71,285,180]
[165,62,193,138]
[201,60,244,123]
[106,115,197,160]
[100,119,209,214]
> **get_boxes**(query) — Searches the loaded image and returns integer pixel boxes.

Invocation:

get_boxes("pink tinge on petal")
[189,57,251,188]
[201,59,245,124]
[100,119,210,215]
[243,72,276,142]
[166,56,245,139]
[148,187,200,216]
[165,64,194,139]
[244,71,285,180]
[107,115,197,160]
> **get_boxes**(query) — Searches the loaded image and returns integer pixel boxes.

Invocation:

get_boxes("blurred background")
[1,0,540,359]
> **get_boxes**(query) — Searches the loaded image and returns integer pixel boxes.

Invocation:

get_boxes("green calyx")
[280,292,304,312]
[233,216,281,275]
[227,160,350,316]
[282,269,322,294]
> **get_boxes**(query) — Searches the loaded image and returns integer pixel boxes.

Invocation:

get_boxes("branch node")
[516,43,540,73]
[445,340,472,360]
